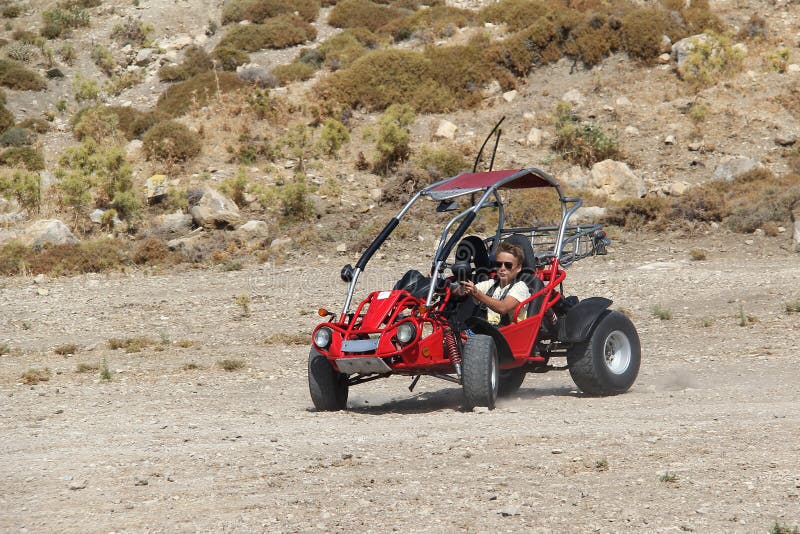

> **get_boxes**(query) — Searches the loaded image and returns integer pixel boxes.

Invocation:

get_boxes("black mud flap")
[464,317,515,364]
[558,297,613,343]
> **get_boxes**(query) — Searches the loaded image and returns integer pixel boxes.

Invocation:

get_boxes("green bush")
[315,49,453,112]
[551,101,619,166]
[156,71,246,117]
[318,118,350,156]
[217,14,316,52]
[2,5,22,18]
[221,0,320,24]
[0,59,47,90]
[680,31,744,90]
[316,29,378,70]
[142,120,202,162]
[219,167,249,206]
[73,74,99,102]
[158,45,213,82]
[0,126,34,146]
[565,13,622,67]
[91,45,116,75]
[374,103,415,174]
[0,169,41,213]
[0,146,45,170]
[328,0,402,32]
[425,37,498,109]
[104,69,144,96]
[211,46,250,71]
[272,62,317,85]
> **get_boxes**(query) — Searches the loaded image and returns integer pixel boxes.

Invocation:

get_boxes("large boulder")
[234,220,271,246]
[18,219,78,248]
[712,156,762,182]
[588,160,646,201]
[189,187,241,229]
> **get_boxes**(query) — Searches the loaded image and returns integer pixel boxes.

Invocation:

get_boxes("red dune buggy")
[309,125,641,411]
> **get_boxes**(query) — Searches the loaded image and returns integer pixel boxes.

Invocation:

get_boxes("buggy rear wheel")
[308,349,349,411]
[498,367,526,397]
[567,311,641,395]
[462,334,499,410]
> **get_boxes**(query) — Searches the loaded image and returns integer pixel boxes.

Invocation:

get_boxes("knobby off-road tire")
[498,368,526,397]
[308,349,348,411]
[567,310,641,396]
[462,334,499,410]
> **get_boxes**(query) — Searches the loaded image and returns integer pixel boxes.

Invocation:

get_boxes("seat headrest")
[502,234,537,271]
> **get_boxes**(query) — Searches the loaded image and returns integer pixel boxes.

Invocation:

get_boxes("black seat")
[502,234,545,317]
[393,269,431,299]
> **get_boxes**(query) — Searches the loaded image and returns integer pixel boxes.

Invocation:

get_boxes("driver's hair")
[497,241,524,267]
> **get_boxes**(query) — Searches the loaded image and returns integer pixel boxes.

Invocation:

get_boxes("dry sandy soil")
[1,229,799,532]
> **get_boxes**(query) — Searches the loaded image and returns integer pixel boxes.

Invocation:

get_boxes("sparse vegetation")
[72,74,99,102]
[21,367,51,384]
[222,0,320,24]
[76,362,99,373]
[234,294,251,317]
[0,169,42,213]
[771,522,800,534]
[659,472,678,483]
[0,146,45,170]
[108,336,155,352]
[373,103,415,174]
[785,300,800,314]
[738,303,757,326]
[765,47,790,74]
[54,343,79,355]
[680,31,744,90]
[651,305,672,321]
[594,458,609,472]
[218,358,245,371]
[100,357,112,380]
[264,332,310,345]
[156,71,246,117]
[158,45,213,82]
[689,249,706,261]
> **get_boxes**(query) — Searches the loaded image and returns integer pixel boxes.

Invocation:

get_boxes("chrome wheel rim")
[603,330,632,374]
[490,354,498,396]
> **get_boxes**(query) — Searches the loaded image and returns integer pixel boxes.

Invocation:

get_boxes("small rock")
[787,64,800,73]
[369,188,383,202]
[68,480,87,490]
[658,53,671,64]
[134,477,149,486]
[33,274,47,284]
[271,237,292,249]
[616,96,632,107]
[37,288,50,297]
[336,243,347,253]
[551,448,563,454]
[483,80,502,98]
[664,134,676,145]
[526,128,543,148]
[145,174,169,200]
[498,505,520,517]
[502,90,517,103]
[434,119,457,140]
[472,406,490,413]
[562,89,584,105]
[624,126,640,136]
[688,142,702,151]
[775,134,796,147]
[712,157,762,182]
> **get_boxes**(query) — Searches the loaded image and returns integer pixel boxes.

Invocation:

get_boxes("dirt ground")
[1,229,799,532]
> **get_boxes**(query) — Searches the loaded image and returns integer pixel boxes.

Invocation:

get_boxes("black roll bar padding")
[472,116,505,172]
[437,211,476,265]
[355,217,399,271]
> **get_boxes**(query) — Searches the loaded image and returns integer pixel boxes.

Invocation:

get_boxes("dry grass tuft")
[21,368,51,385]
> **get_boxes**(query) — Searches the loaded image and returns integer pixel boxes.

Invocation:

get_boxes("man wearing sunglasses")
[454,241,530,326]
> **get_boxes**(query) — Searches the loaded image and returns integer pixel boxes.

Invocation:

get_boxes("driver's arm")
[462,280,520,315]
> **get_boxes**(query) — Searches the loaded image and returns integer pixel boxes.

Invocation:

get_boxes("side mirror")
[341,264,354,282]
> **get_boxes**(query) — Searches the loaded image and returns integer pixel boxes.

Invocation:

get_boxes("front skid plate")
[336,357,393,375]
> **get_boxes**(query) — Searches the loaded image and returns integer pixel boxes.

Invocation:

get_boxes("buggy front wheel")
[462,334,499,409]
[308,349,349,411]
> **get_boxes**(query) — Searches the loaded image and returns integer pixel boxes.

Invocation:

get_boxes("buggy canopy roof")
[423,168,560,201]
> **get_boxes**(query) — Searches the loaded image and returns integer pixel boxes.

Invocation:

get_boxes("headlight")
[396,322,417,344]
[313,327,332,349]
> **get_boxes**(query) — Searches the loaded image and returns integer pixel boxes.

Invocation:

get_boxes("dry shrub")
[0,146,45,170]
[132,237,171,265]
[272,62,317,85]
[18,240,127,276]
[604,196,673,231]
[217,14,316,52]
[775,87,800,121]
[0,105,15,133]
[382,5,475,41]
[73,104,167,141]
[328,0,403,32]
[315,48,454,112]
[565,13,622,67]
[19,118,50,134]
[478,0,554,32]
[425,36,500,109]
[495,14,574,76]
[505,188,564,227]
[222,0,320,24]
[0,126,35,147]
[621,7,668,63]
[681,0,724,35]
[21,368,51,385]
[0,59,47,90]
[156,71,246,117]
[738,13,767,41]
[552,102,619,166]
[142,120,202,162]
[316,28,378,70]
[724,170,800,233]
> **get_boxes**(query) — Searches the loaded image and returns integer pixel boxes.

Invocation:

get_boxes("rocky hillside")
[1,0,800,273]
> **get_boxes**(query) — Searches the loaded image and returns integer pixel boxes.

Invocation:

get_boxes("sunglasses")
[493,261,515,270]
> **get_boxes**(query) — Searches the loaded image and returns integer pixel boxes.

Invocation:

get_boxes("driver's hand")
[461,280,475,296]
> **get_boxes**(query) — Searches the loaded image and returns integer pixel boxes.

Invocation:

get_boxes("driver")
[454,241,530,326]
